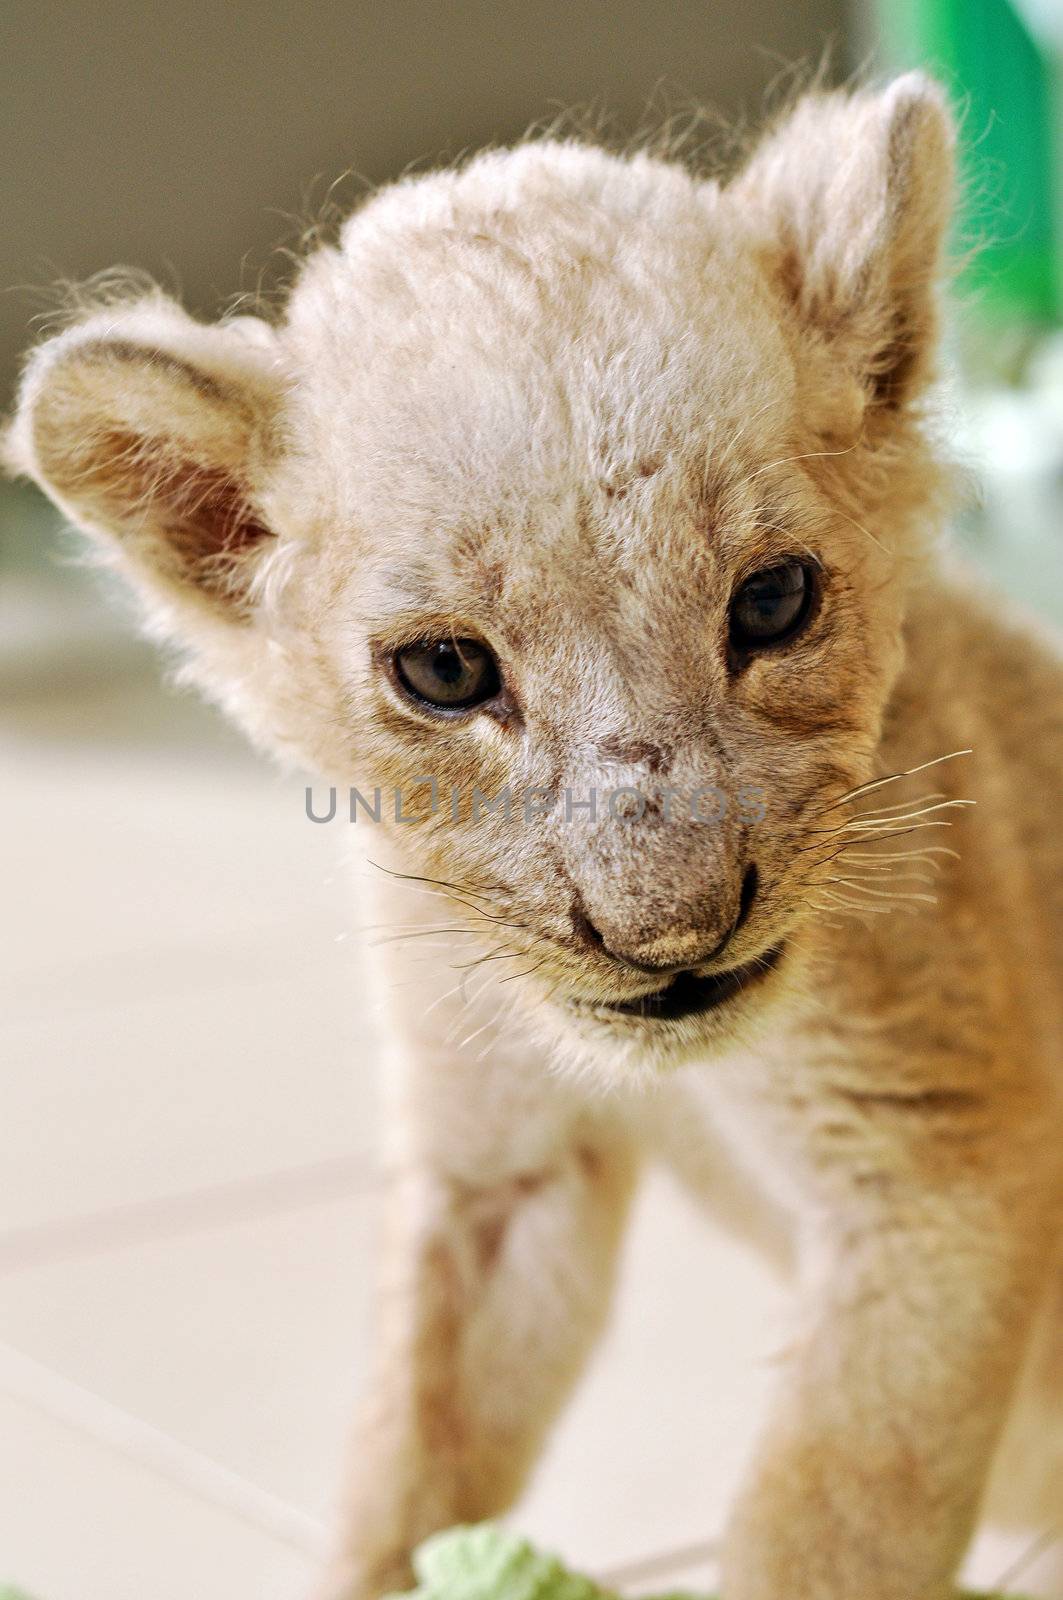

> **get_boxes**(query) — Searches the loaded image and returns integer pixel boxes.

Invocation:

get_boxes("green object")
[878,0,1063,327]
[393,1523,1030,1600]
[391,1524,606,1600]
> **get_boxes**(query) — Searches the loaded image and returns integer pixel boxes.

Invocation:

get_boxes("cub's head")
[6,75,955,1075]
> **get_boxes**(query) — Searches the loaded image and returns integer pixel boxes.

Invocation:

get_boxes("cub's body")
[7,74,1063,1600]
[351,564,1063,1597]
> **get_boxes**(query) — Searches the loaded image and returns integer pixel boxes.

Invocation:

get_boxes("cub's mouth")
[570,942,785,1023]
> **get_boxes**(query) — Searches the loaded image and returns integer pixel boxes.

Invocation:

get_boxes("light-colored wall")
[1,0,844,407]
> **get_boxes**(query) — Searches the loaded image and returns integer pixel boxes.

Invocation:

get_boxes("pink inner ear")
[95,429,275,601]
[159,457,273,566]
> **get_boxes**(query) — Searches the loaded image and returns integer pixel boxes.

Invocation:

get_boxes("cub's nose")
[571,907,703,973]
[571,865,759,973]
[582,922,728,974]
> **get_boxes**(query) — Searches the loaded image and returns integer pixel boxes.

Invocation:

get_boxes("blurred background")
[1,5,1062,1600]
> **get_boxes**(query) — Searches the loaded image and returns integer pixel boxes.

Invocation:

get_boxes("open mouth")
[578,942,786,1023]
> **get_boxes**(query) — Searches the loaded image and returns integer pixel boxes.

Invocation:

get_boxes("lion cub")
[7,72,1063,1600]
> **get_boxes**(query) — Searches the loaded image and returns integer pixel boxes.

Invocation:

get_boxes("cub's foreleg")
[319,1036,637,1600]
[721,1078,1059,1600]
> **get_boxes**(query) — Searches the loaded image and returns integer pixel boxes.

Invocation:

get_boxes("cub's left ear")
[4,295,284,621]
[730,73,956,412]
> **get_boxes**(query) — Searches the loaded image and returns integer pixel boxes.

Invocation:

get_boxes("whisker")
[364,916,480,933]
[820,750,973,814]
[817,889,899,916]
[361,871,529,933]
[364,857,507,901]
[827,503,892,556]
[843,798,974,827]
[450,945,526,972]
[447,969,499,1035]
[475,1002,517,1062]
[741,441,861,481]
[423,979,467,1017]
[827,878,937,904]
[794,819,955,855]
[841,789,946,818]
[810,895,876,928]
[826,867,938,887]
[812,799,973,836]
[454,1015,498,1053]
[716,393,789,463]
[498,958,549,986]
[838,846,960,865]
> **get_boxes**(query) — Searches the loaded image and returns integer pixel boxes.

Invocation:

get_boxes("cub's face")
[7,76,954,1071]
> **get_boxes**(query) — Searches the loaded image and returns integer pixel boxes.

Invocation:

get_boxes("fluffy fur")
[7,73,1063,1600]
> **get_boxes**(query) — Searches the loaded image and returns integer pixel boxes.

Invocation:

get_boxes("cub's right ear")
[4,294,285,623]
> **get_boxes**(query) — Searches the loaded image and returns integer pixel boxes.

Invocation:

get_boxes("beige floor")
[0,671,1060,1600]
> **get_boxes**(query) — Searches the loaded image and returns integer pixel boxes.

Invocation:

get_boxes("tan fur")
[7,73,1063,1600]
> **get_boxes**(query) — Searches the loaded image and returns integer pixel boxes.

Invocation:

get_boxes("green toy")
[0,1528,1033,1600]
[392,1524,1029,1600]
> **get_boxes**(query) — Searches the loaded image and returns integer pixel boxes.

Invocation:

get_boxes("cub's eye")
[393,638,501,711]
[730,560,815,651]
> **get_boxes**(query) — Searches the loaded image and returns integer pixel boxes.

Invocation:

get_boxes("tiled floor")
[1,667,1060,1600]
